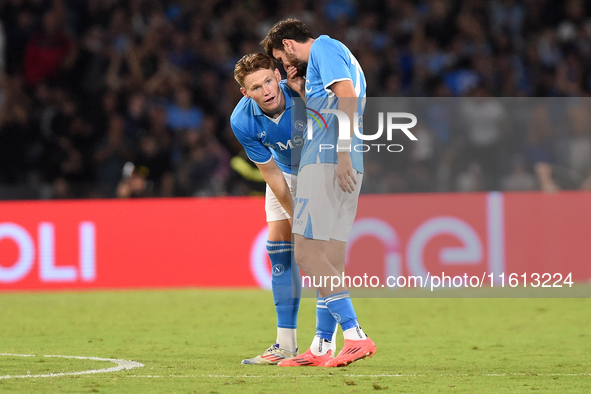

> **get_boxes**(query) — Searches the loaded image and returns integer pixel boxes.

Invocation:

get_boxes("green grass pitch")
[0,289,590,393]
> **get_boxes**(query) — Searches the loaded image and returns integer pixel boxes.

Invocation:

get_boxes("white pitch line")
[0,353,144,379]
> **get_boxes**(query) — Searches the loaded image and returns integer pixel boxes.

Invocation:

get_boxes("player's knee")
[294,241,325,276]
[294,242,312,274]
[267,219,292,241]
[293,243,305,265]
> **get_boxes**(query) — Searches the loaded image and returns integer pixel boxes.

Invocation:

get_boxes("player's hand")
[336,152,357,193]
[286,66,305,97]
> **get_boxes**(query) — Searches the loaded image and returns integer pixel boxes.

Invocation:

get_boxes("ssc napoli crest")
[272,264,285,276]
[294,120,306,132]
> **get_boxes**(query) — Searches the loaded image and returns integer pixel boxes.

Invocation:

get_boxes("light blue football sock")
[324,291,359,331]
[316,291,337,341]
[267,241,301,329]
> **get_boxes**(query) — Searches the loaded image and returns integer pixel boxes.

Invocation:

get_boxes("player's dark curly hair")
[261,18,313,58]
[233,53,274,87]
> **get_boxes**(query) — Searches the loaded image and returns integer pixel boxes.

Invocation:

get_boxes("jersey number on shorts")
[295,198,309,219]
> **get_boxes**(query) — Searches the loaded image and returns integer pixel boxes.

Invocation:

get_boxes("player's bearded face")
[241,68,284,116]
[284,49,301,67]
[273,48,306,76]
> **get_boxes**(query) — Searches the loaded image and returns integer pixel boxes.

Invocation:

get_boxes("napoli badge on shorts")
[272,264,285,276]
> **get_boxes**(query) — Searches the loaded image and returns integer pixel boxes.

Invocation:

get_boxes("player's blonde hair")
[233,53,274,87]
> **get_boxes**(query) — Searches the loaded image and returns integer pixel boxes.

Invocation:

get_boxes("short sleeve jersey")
[230,81,305,174]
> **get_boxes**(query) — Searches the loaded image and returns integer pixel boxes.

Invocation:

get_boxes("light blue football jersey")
[230,81,305,174]
[302,35,367,173]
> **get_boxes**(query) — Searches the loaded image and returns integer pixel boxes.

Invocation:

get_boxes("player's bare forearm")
[331,80,358,193]
[269,175,293,218]
[257,159,293,217]
[332,80,358,139]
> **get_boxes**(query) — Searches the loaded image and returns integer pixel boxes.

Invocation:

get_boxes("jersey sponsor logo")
[276,135,304,151]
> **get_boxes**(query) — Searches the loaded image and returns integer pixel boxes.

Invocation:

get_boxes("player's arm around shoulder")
[256,158,293,225]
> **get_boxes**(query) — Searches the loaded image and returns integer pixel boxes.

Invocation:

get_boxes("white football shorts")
[265,171,297,222]
[292,163,363,242]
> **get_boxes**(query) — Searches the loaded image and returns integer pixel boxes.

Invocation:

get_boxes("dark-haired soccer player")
[262,18,376,367]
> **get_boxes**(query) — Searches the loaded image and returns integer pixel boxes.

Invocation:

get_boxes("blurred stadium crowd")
[0,0,590,199]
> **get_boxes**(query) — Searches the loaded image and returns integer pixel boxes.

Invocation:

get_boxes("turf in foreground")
[0,289,589,393]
